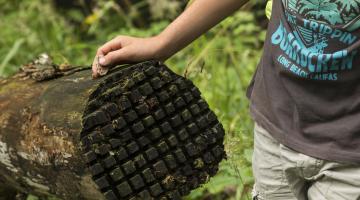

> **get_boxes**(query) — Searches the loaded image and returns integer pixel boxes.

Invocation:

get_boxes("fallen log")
[0,58,226,200]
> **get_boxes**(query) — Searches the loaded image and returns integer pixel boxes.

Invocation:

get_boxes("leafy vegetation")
[0,0,267,199]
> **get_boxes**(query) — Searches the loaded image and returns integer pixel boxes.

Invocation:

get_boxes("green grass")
[0,0,266,199]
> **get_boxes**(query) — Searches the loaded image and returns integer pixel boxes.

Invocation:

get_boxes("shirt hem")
[250,104,360,165]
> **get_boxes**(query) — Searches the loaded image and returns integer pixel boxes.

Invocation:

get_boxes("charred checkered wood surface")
[81,61,226,200]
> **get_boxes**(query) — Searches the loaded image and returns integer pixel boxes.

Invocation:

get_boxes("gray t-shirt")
[247,0,360,163]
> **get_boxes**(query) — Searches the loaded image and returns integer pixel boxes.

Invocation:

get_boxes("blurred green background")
[0,0,268,199]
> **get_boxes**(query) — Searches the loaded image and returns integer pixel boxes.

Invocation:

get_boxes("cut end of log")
[80,61,226,200]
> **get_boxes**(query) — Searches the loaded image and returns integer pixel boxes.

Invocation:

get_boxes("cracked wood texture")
[0,67,105,200]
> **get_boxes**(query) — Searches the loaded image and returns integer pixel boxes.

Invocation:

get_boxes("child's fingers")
[92,36,133,78]
[97,36,124,56]
[99,48,130,67]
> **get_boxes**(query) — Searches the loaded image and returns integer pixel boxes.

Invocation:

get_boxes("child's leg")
[252,123,306,200]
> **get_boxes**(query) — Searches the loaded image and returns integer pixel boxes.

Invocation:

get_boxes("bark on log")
[0,66,105,199]
[0,60,226,200]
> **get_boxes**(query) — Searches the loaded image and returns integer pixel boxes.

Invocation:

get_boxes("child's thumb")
[99,49,128,66]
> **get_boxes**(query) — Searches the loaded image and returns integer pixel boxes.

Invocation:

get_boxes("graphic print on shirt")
[285,0,360,29]
[270,0,360,81]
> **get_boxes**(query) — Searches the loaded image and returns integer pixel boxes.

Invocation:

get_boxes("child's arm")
[92,0,249,77]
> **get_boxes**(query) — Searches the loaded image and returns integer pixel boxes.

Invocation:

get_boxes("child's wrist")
[153,34,173,61]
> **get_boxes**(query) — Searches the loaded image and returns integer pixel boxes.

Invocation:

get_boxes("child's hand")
[92,0,248,78]
[92,35,166,78]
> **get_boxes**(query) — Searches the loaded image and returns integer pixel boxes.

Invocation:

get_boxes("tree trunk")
[0,60,226,200]
[0,68,105,199]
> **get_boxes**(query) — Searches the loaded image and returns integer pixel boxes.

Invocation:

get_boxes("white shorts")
[252,123,360,200]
